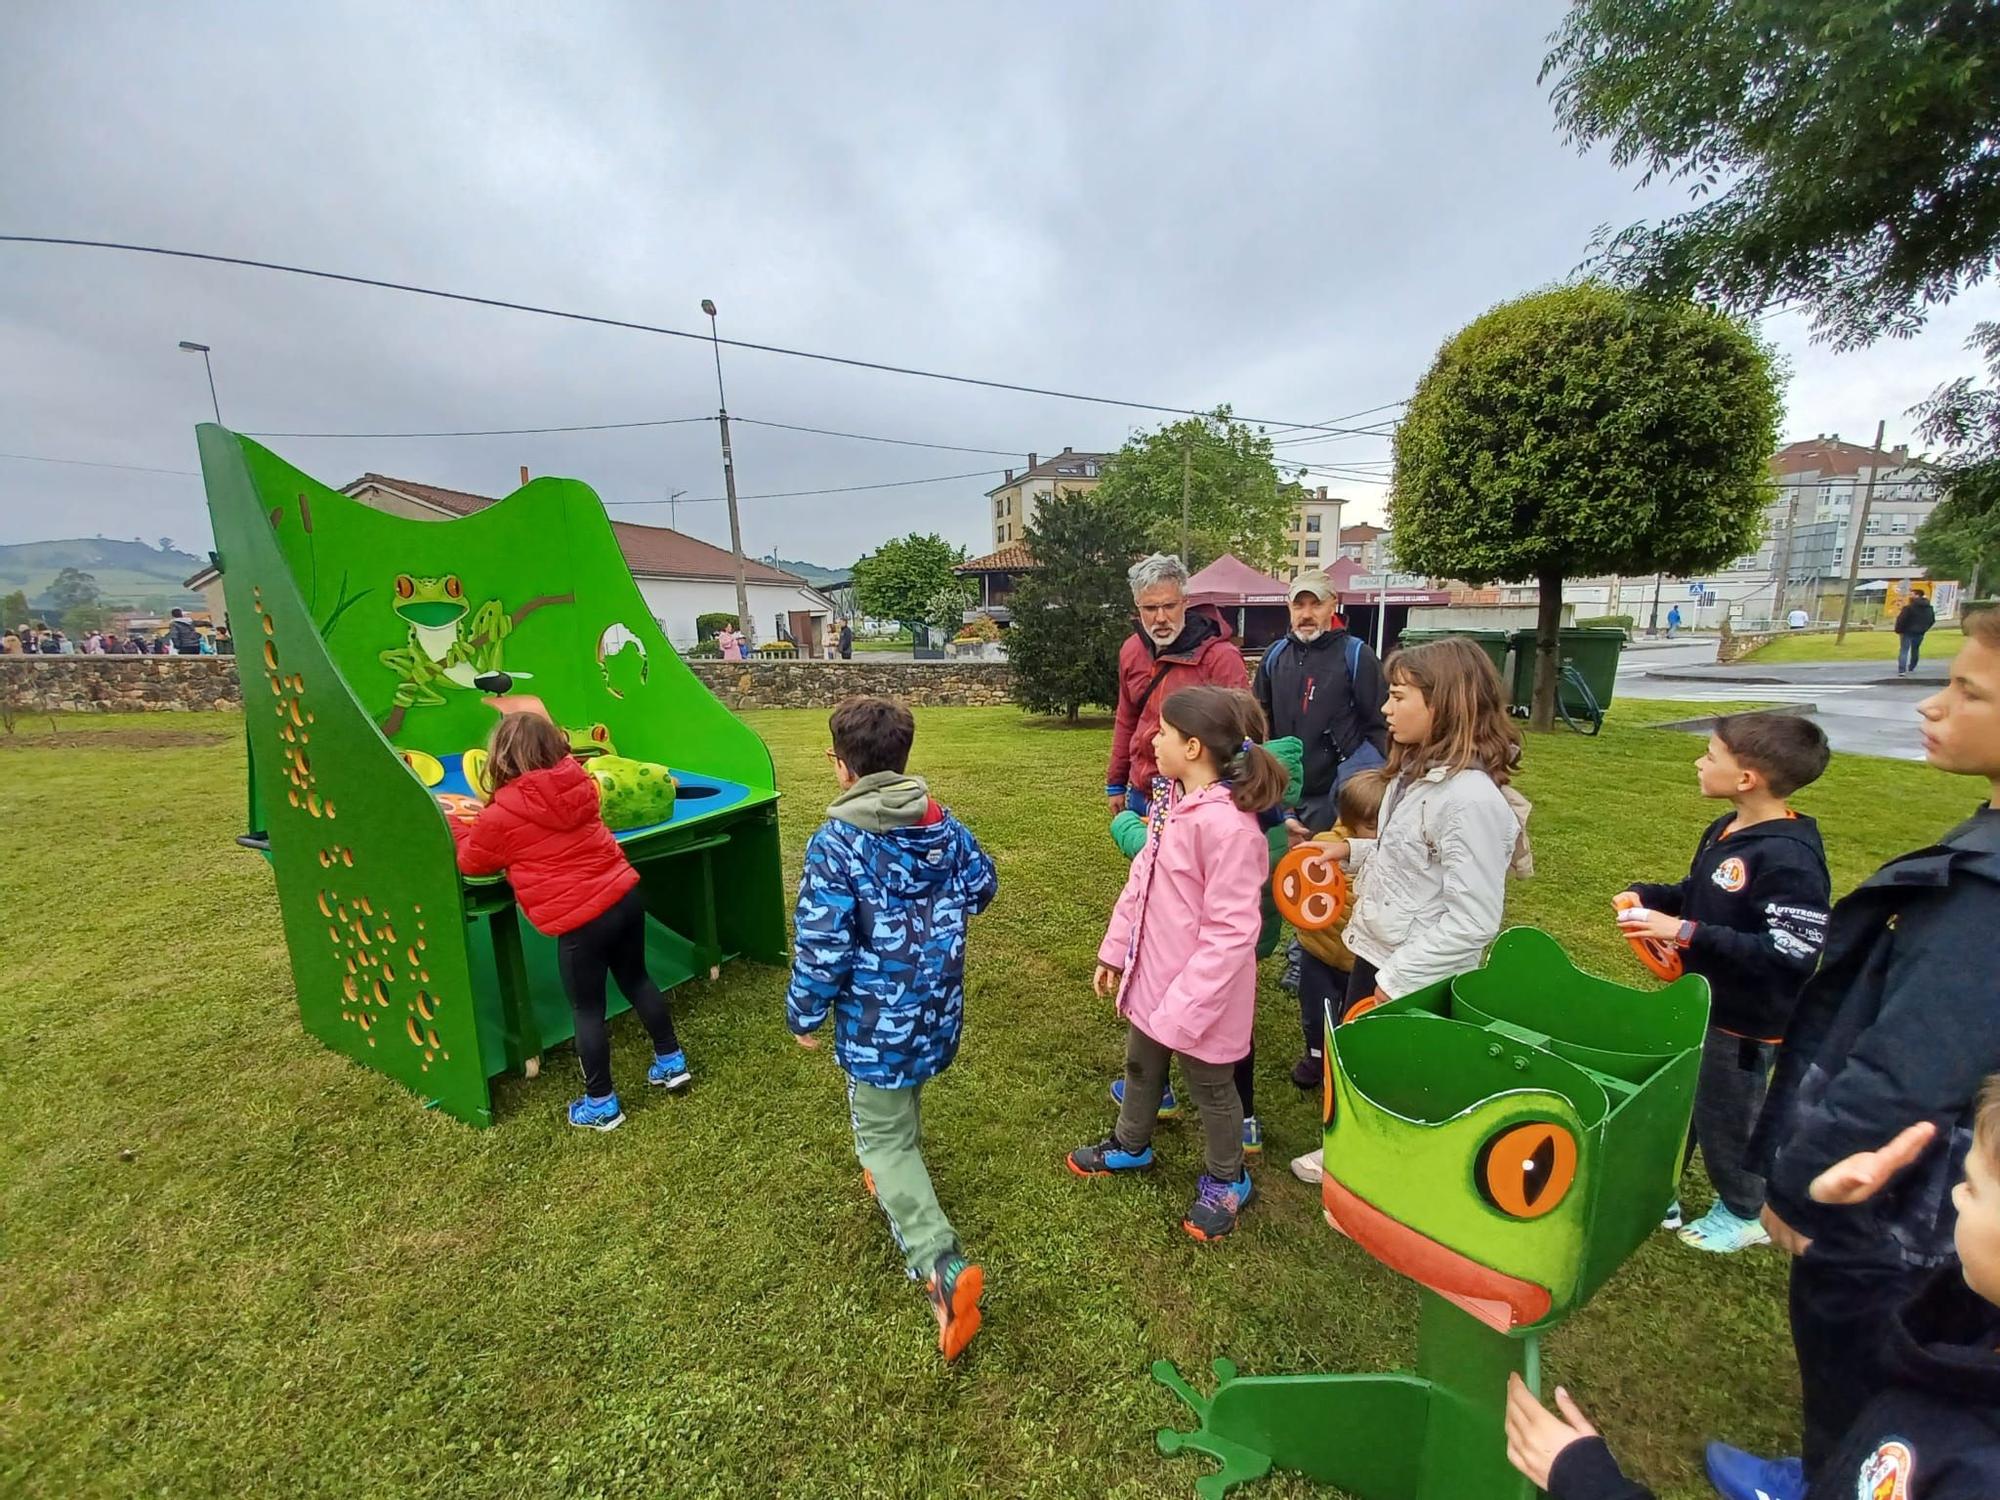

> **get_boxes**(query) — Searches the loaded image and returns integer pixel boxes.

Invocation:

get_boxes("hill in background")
[0,537,206,608]
[758,555,852,587]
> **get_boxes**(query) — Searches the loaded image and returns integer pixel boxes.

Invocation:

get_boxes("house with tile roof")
[189,471,837,654]
[986,447,1111,549]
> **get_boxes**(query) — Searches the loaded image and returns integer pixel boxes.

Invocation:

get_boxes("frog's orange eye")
[591,724,609,743]
[1476,1122,1577,1219]
[394,574,414,599]
[444,575,463,599]
[1322,1056,1335,1125]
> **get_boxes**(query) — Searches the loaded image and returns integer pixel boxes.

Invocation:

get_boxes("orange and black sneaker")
[862,1167,876,1198]
[926,1251,984,1362]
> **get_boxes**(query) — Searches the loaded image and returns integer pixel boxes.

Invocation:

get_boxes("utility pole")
[701,299,752,638]
[1835,419,1889,644]
[1179,437,1192,565]
[1772,485,1800,625]
[1648,572,1663,636]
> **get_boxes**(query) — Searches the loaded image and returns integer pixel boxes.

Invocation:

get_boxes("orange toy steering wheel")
[1613,892,1684,981]
[1273,843,1349,931]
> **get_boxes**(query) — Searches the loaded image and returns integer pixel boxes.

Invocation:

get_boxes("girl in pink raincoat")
[1066,685,1289,1242]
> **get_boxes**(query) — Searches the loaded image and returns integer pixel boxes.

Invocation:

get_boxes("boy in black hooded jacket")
[1618,712,1832,1254]
[1506,1096,2000,1500]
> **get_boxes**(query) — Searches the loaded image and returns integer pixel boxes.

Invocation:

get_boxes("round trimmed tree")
[1391,283,1779,729]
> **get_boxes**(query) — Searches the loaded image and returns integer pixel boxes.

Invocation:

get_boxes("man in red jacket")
[1106,553,1249,816]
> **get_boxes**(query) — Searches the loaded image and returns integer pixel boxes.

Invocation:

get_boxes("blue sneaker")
[1704,1442,1804,1500]
[1242,1116,1264,1155]
[1067,1135,1155,1175]
[1184,1170,1255,1241]
[1110,1077,1180,1118]
[567,1093,624,1131]
[1679,1203,1771,1254]
[648,1049,692,1092]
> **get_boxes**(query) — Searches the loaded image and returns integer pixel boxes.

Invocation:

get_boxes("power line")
[731,416,1027,459]
[247,415,714,439]
[0,235,1396,436]
[1264,399,1408,440]
[1,450,200,476]
[603,467,1010,507]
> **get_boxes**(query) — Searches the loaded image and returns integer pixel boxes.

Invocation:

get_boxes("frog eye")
[591,724,609,743]
[394,574,414,599]
[1476,1122,1577,1219]
[444,575,464,599]
[1322,1056,1335,1125]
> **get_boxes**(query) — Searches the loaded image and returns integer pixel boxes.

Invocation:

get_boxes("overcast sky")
[4,1,1996,568]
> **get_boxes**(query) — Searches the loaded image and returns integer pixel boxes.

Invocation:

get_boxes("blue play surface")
[430,752,752,840]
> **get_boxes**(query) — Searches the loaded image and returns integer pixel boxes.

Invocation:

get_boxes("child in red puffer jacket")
[453,711,690,1130]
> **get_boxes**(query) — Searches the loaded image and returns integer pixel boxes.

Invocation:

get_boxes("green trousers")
[848,1077,959,1279]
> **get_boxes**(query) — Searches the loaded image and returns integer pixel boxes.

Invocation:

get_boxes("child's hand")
[1503,1373,1599,1490]
[1616,907,1682,943]
[1283,817,1312,848]
[1809,1120,1937,1205]
[1317,837,1350,864]
[794,1032,821,1050]
[1093,963,1122,1000]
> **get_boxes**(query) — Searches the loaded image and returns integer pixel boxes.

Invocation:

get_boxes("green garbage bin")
[1395,628,1511,679]
[1507,627,1625,715]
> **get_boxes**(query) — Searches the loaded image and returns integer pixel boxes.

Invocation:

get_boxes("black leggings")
[557,887,681,1098]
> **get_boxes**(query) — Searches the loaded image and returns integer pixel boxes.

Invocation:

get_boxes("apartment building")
[986,447,1111,548]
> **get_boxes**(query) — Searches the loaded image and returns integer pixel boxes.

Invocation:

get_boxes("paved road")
[1612,637,1943,761]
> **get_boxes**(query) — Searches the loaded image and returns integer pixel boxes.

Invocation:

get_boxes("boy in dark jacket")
[1505,1094,2000,1500]
[1618,711,1832,1254]
[1706,609,2000,1497]
[1897,588,1938,675]
[788,695,998,1361]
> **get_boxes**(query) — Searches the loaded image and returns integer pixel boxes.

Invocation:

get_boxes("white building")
[342,473,835,654]
[1280,487,1345,579]
[986,448,1111,549]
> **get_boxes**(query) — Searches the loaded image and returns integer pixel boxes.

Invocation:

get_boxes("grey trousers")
[1693,1027,1778,1220]
[1114,1024,1245,1182]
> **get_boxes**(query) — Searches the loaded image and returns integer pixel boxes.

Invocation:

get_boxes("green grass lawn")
[1,702,1986,1498]
[1741,626,1962,665]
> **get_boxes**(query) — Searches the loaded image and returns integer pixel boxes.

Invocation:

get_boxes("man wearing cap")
[1253,568,1389,835]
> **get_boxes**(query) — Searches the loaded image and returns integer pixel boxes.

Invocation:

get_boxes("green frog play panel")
[1155,927,1708,1499]
[196,426,787,1127]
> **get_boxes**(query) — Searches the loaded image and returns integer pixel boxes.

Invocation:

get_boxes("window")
[1889,514,1910,533]
[1304,540,1320,559]
[1305,515,1321,533]
[1865,515,1883,533]
[1860,547,1879,565]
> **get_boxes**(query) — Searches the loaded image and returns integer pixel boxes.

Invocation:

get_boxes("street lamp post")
[700,300,753,640]
[178,341,222,424]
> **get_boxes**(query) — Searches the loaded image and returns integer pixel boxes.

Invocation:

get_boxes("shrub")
[695,612,736,641]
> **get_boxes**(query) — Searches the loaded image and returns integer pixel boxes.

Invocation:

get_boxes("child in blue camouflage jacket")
[787,695,999,1361]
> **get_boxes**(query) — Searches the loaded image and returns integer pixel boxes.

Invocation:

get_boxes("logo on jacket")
[1857,1438,1912,1499]
[1711,856,1747,893]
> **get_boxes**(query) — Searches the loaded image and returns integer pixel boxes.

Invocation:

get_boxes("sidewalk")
[1643,660,1947,688]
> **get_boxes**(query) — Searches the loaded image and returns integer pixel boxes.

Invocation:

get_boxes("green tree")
[922,583,973,638]
[64,603,111,636]
[1544,2,2000,348]
[852,532,967,632]
[1007,489,1152,722]
[1391,283,1779,729]
[1914,490,2000,600]
[1,589,28,627]
[46,568,101,613]
[1094,408,1299,573]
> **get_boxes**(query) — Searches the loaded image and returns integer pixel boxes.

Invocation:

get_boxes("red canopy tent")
[1185,555,1294,650]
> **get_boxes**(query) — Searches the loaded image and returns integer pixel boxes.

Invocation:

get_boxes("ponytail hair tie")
[1241,738,1254,753]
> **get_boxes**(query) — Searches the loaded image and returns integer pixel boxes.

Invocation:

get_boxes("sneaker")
[1290,1147,1324,1185]
[1066,1135,1155,1176]
[1184,1171,1255,1242]
[1242,1116,1264,1155]
[1660,1199,1683,1232]
[926,1251,985,1362]
[647,1049,692,1091]
[1110,1077,1180,1118]
[1290,1050,1323,1090]
[1280,939,1303,992]
[1704,1442,1805,1500]
[1679,1203,1771,1254]
[567,1093,624,1131]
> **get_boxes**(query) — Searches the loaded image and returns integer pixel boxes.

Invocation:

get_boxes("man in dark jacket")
[1251,568,1388,834]
[838,620,853,660]
[167,608,203,655]
[1699,609,2000,1496]
[1897,588,1938,675]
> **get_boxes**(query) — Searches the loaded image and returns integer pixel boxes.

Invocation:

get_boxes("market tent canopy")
[1186,554,1290,607]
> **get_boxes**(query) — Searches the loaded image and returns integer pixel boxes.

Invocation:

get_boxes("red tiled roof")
[984,448,1113,496]
[956,541,1038,573]
[344,474,809,587]
[1339,522,1387,542]
[1770,439,1922,479]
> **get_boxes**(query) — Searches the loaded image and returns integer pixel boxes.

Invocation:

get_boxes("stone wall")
[0,655,1013,714]
[0,655,244,713]
[686,659,1013,709]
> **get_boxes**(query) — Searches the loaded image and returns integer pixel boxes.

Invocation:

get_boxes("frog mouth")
[400,602,467,628]
[1322,1174,1551,1333]
[569,744,610,761]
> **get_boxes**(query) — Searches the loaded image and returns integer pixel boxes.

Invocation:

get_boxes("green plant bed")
[1742,627,1965,664]
[2,700,1982,1496]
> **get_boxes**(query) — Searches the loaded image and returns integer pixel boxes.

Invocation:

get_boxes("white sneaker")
[1290,1148,1324,1185]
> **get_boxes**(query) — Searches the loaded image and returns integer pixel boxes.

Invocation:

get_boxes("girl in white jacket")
[1317,635,1522,1013]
